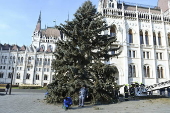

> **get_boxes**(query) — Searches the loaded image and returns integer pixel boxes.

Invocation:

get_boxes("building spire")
[35,11,41,31]
[38,11,41,23]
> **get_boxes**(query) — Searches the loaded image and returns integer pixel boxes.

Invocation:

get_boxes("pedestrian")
[129,85,135,99]
[79,85,88,107]
[167,87,170,97]
[6,83,10,94]
[124,85,129,101]
[114,87,119,102]
[162,88,165,96]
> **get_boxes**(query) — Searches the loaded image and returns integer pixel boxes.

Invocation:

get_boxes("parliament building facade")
[0,0,170,87]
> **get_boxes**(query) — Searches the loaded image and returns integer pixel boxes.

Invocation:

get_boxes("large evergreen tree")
[46,0,122,104]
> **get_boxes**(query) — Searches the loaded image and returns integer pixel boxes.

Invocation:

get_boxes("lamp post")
[9,67,14,95]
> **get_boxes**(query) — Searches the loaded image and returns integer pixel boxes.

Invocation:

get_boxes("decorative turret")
[34,11,41,37]
[32,11,42,49]
[98,0,118,13]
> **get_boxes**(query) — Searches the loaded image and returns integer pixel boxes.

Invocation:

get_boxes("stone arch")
[110,63,124,85]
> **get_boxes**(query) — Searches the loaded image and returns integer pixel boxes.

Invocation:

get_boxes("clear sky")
[0,0,158,46]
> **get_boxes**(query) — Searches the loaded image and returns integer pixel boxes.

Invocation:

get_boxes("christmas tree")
[46,0,122,104]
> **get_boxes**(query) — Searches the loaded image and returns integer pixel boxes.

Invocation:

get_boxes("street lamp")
[9,67,14,95]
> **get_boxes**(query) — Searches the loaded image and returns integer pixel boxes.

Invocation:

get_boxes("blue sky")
[0,0,157,46]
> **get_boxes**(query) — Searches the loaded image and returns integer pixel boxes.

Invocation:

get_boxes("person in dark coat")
[129,85,135,99]
[6,84,10,94]
[124,85,129,101]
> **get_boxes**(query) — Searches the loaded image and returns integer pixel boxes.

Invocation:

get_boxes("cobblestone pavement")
[1,89,170,113]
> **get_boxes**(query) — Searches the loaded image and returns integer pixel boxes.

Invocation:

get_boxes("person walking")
[79,85,88,107]
[6,84,10,94]
[124,85,129,101]
[129,85,135,100]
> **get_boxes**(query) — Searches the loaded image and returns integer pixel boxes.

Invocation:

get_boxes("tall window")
[129,29,133,43]
[158,32,161,45]
[145,31,149,45]
[18,57,20,64]
[36,74,39,80]
[8,73,12,78]
[28,57,31,64]
[110,25,116,37]
[39,58,42,65]
[129,50,136,58]
[128,64,136,77]
[13,56,15,63]
[168,33,170,46]
[0,73,3,78]
[140,30,144,44]
[16,73,20,79]
[157,66,164,78]
[144,65,151,78]
[44,75,48,80]
[44,58,47,65]
[153,32,156,45]
[26,74,30,79]
[21,57,24,64]
[47,59,50,65]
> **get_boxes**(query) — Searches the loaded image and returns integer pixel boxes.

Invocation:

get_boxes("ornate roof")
[41,27,61,38]
[157,0,170,12]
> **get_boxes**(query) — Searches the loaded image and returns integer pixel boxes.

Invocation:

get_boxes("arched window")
[153,32,156,45]
[44,58,47,65]
[110,25,116,37]
[44,75,48,80]
[0,73,4,78]
[158,32,161,45]
[109,3,111,7]
[21,57,24,64]
[112,3,114,8]
[28,57,31,64]
[47,59,50,65]
[168,33,170,46]
[157,66,164,78]
[16,73,20,79]
[8,73,12,78]
[145,31,149,45]
[13,56,15,63]
[129,29,133,43]
[48,45,53,51]
[26,73,30,79]
[41,45,45,50]
[39,58,42,65]
[128,64,136,77]
[143,65,151,78]
[36,74,39,80]
[18,57,20,63]
[140,30,143,44]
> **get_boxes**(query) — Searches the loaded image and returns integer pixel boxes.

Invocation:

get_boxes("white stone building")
[1,0,170,88]
[0,12,63,86]
[98,0,170,86]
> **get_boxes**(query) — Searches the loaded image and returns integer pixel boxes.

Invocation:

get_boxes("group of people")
[63,85,88,110]
[63,83,170,110]
[159,87,170,97]
[124,82,145,101]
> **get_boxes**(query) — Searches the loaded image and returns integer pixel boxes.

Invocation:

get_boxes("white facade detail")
[1,0,170,88]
